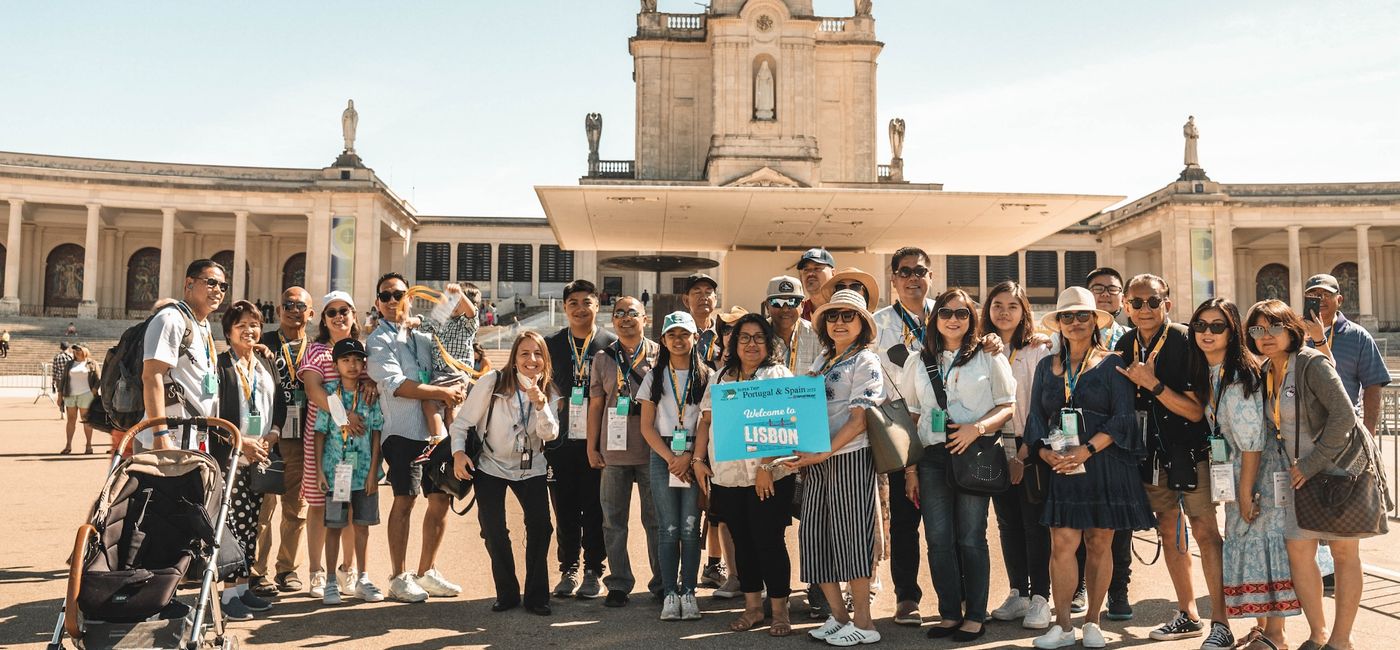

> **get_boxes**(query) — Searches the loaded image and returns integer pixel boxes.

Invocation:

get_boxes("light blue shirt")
[367,321,433,442]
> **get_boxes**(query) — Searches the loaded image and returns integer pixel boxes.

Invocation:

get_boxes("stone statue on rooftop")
[889,118,905,160]
[342,99,358,153]
[641,0,657,12]
[755,60,776,120]
[1183,115,1199,168]
[585,113,602,158]
[856,0,873,17]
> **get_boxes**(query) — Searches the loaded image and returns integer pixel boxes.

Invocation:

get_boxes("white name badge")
[333,462,354,502]
[606,410,628,451]
[1273,471,1293,508]
[669,471,689,488]
[1210,462,1236,503]
[326,397,350,428]
[568,398,588,439]
[283,407,301,440]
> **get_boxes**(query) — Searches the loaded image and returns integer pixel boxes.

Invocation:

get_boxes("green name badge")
[616,395,631,416]
[202,373,218,395]
[293,389,306,404]
[1210,436,1229,463]
[1060,408,1080,438]
[247,413,263,437]
[928,409,946,434]
[571,385,586,405]
[418,370,431,385]
[670,427,689,453]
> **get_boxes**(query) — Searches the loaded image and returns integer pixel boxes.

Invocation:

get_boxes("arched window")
[44,243,85,312]
[1255,263,1290,303]
[126,248,161,314]
[1330,262,1358,300]
[282,253,306,292]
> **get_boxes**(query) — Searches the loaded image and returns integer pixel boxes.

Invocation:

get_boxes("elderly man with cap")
[1301,273,1391,434]
[766,275,821,375]
[797,248,836,320]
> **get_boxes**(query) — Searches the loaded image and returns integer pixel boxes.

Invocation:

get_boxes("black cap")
[1304,273,1340,294]
[332,338,367,361]
[797,247,836,269]
[685,273,718,292]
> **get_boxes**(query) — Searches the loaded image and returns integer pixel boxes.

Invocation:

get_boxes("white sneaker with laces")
[356,573,385,603]
[824,621,881,647]
[660,593,681,621]
[322,578,342,605]
[809,616,846,640]
[991,589,1030,621]
[388,572,429,603]
[1082,622,1106,648]
[336,567,357,596]
[1034,625,1078,649]
[680,593,701,620]
[416,568,462,597]
[1022,595,1052,629]
[308,570,327,599]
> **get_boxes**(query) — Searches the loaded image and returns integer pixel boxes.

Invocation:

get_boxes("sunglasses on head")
[1191,320,1230,335]
[282,301,309,312]
[767,297,802,309]
[323,306,353,319]
[823,310,859,324]
[1056,311,1095,324]
[612,309,642,319]
[936,307,971,321]
[894,266,930,279]
[196,277,230,292]
[736,333,768,345]
[1127,296,1164,310]
[1088,284,1123,296]
[377,290,406,303]
[1247,324,1287,339]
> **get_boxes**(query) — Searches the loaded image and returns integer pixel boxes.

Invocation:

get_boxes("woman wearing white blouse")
[900,288,1015,642]
[451,330,560,616]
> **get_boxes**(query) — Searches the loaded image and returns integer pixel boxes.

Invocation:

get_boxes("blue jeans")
[649,452,701,595]
[918,445,992,623]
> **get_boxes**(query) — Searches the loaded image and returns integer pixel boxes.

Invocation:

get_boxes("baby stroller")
[48,417,244,650]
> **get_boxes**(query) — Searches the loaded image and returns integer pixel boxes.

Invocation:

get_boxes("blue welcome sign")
[711,375,831,462]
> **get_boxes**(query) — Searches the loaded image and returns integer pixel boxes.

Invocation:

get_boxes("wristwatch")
[1085,441,1099,456]
[1151,382,1166,396]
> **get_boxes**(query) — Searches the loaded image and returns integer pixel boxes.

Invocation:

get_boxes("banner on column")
[710,375,830,462]
[1191,228,1216,304]
[330,216,355,292]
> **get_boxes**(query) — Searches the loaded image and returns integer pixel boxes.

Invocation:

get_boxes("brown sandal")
[769,619,792,637]
[729,609,765,632]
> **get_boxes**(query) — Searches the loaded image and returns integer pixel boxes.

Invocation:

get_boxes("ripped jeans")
[649,452,702,595]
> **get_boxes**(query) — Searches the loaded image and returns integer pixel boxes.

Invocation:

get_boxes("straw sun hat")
[1040,286,1114,332]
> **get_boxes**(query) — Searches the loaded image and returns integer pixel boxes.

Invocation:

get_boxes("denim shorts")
[324,489,380,528]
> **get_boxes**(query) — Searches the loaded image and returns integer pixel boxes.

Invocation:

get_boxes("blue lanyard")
[667,366,690,419]
[893,301,926,343]
[516,390,532,430]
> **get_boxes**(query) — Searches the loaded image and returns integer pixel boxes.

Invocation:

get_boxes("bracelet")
[1150,382,1166,396]
[152,429,173,438]
[1010,458,1024,465]
[1085,441,1099,455]
[691,457,707,466]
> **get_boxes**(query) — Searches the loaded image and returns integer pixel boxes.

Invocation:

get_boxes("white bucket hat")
[1041,287,1113,332]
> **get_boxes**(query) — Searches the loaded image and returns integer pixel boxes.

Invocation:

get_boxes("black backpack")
[86,304,194,434]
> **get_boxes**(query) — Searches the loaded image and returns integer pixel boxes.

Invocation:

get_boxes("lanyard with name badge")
[281,334,307,439]
[1205,366,1236,502]
[609,342,644,452]
[332,386,359,502]
[1267,358,1294,508]
[893,301,927,348]
[516,391,535,470]
[567,330,596,439]
[666,366,694,488]
[234,357,263,437]
[1054,350,1090,475]
[178,301,219,396]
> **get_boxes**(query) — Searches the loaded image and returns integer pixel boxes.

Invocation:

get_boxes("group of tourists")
[115,245,1391,650]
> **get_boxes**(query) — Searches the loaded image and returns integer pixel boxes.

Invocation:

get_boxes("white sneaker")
[824,621,881,646]
[336,566,357,595]
[712,576,742,599]
[308,570,327,599]
[660,593,681,621]
[388,572,429,603]
[809,615,845,640]
[1082,622,1106,648]
[321,578,342,605]
[1022,595,1052,629]
[415,568,462,597]
[355,573,385,603]
[1034,625,1078,649]
[991,589,1030,621]
[680,593,701,620]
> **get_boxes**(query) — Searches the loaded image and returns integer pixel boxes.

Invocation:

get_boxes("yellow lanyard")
[234,356,258,402]
[1269,358,1289,432]
[1207,365,1226,424]
[615,341,647,391]
[784,328,799,373]
[1063,350,1092,403]
[336,385,359,445]
[178,302,216,369]
[571,329,596,382]
[280,334,307,373]
[1007,346,1019,367]
[667,365,690,418]
[819,346,860,375]
[1133,328,1167,364]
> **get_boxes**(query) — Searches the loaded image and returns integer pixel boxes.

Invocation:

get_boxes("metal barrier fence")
[1378,385,1400,519]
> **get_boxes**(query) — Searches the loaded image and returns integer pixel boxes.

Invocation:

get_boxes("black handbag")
[424,398,492,515]
[248,443,286,495]
[924,355,1009,496]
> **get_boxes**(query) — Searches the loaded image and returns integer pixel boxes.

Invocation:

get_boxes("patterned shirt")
[419,313,479,373]
[51,351,73,392]
[811,348,885,456]
[314,379,385,491]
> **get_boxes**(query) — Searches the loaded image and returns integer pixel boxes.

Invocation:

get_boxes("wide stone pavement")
[2,398,1398,649]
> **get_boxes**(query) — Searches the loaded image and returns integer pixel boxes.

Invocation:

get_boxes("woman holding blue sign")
[784,289,885,647]
[899,288,1016,642]
[692,313,798,636]
[638,311,714,622]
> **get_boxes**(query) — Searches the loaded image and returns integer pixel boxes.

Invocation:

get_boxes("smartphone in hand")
[1304,296,1322,322]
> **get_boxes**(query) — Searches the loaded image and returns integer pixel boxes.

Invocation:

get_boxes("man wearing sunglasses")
[796,248,836,320]
[366,272,467,603]
[764,275,820,377]
[142,259,228,451]
[1113,274,1224,646]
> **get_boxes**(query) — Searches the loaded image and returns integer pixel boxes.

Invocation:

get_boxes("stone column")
[1055,250,1065,293]
[233,211,249,302]
[530,243,541,300]
[977,255,988,302]
[1355,224,1376,329]
[305,210,331,300]
[1017,249,1028,288]
[159,208,177,298]
[1384,244,1400,329]
[1287,226,1303,312]
[1212,213,1234,302]
[258,234,275,298]
[1,199,23,314]
[79,203,102,318]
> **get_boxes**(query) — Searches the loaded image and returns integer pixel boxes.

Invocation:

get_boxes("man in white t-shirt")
[142,259,227,450]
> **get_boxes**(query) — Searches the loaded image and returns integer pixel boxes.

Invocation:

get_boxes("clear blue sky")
[3,0,1396,216]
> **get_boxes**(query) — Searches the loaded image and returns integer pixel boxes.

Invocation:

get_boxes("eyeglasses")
[377,290,406,303]
[823,310,859,324]
[1127,296,1164,310]
[1191,320,1230,335]
[1088,284,1123,296]
[1056,311,1095,324]
[936,307,971,321]
[736,334,768,345]
[281,301,309,312]
[833,281,865,294]
[1247,324,1287,339]
[894,266,930,279]
[198,277,230,292]
[323,306,353,319]
[767,297,801,309]
[612,309,642,319]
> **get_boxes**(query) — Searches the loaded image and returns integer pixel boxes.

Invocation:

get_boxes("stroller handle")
[114,417,243,458]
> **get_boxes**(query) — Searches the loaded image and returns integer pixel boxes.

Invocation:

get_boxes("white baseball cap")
[322,290,356,310]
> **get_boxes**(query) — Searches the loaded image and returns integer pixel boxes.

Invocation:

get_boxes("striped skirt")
[799,447,877,584]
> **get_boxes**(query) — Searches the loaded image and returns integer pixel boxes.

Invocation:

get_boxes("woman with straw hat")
[1025,287,1154,649]
[784,289,886,647]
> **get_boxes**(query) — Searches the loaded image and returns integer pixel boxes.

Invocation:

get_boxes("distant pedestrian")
[641,290,651,307]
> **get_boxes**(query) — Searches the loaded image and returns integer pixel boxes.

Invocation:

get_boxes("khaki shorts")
[63,392,95,409]
[1143,460,1217,518]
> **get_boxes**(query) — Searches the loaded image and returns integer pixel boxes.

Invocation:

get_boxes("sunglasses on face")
[197,277,230,292]
[1056,311,1095,324]
[1191,320,1230,335]
[324,306,353,319]
[894,266,930,279]
[282,301,309,312]
[1127,296,1164,310]
[767,297,801,309]
[824,310,859,324]
[833,281,865,294]
[612,309,642,319]
[1247,324,1287,339]
[1089,284,1123,296]
[736,333,768,345]
[936,307,971,321]
[377,290,406,303]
